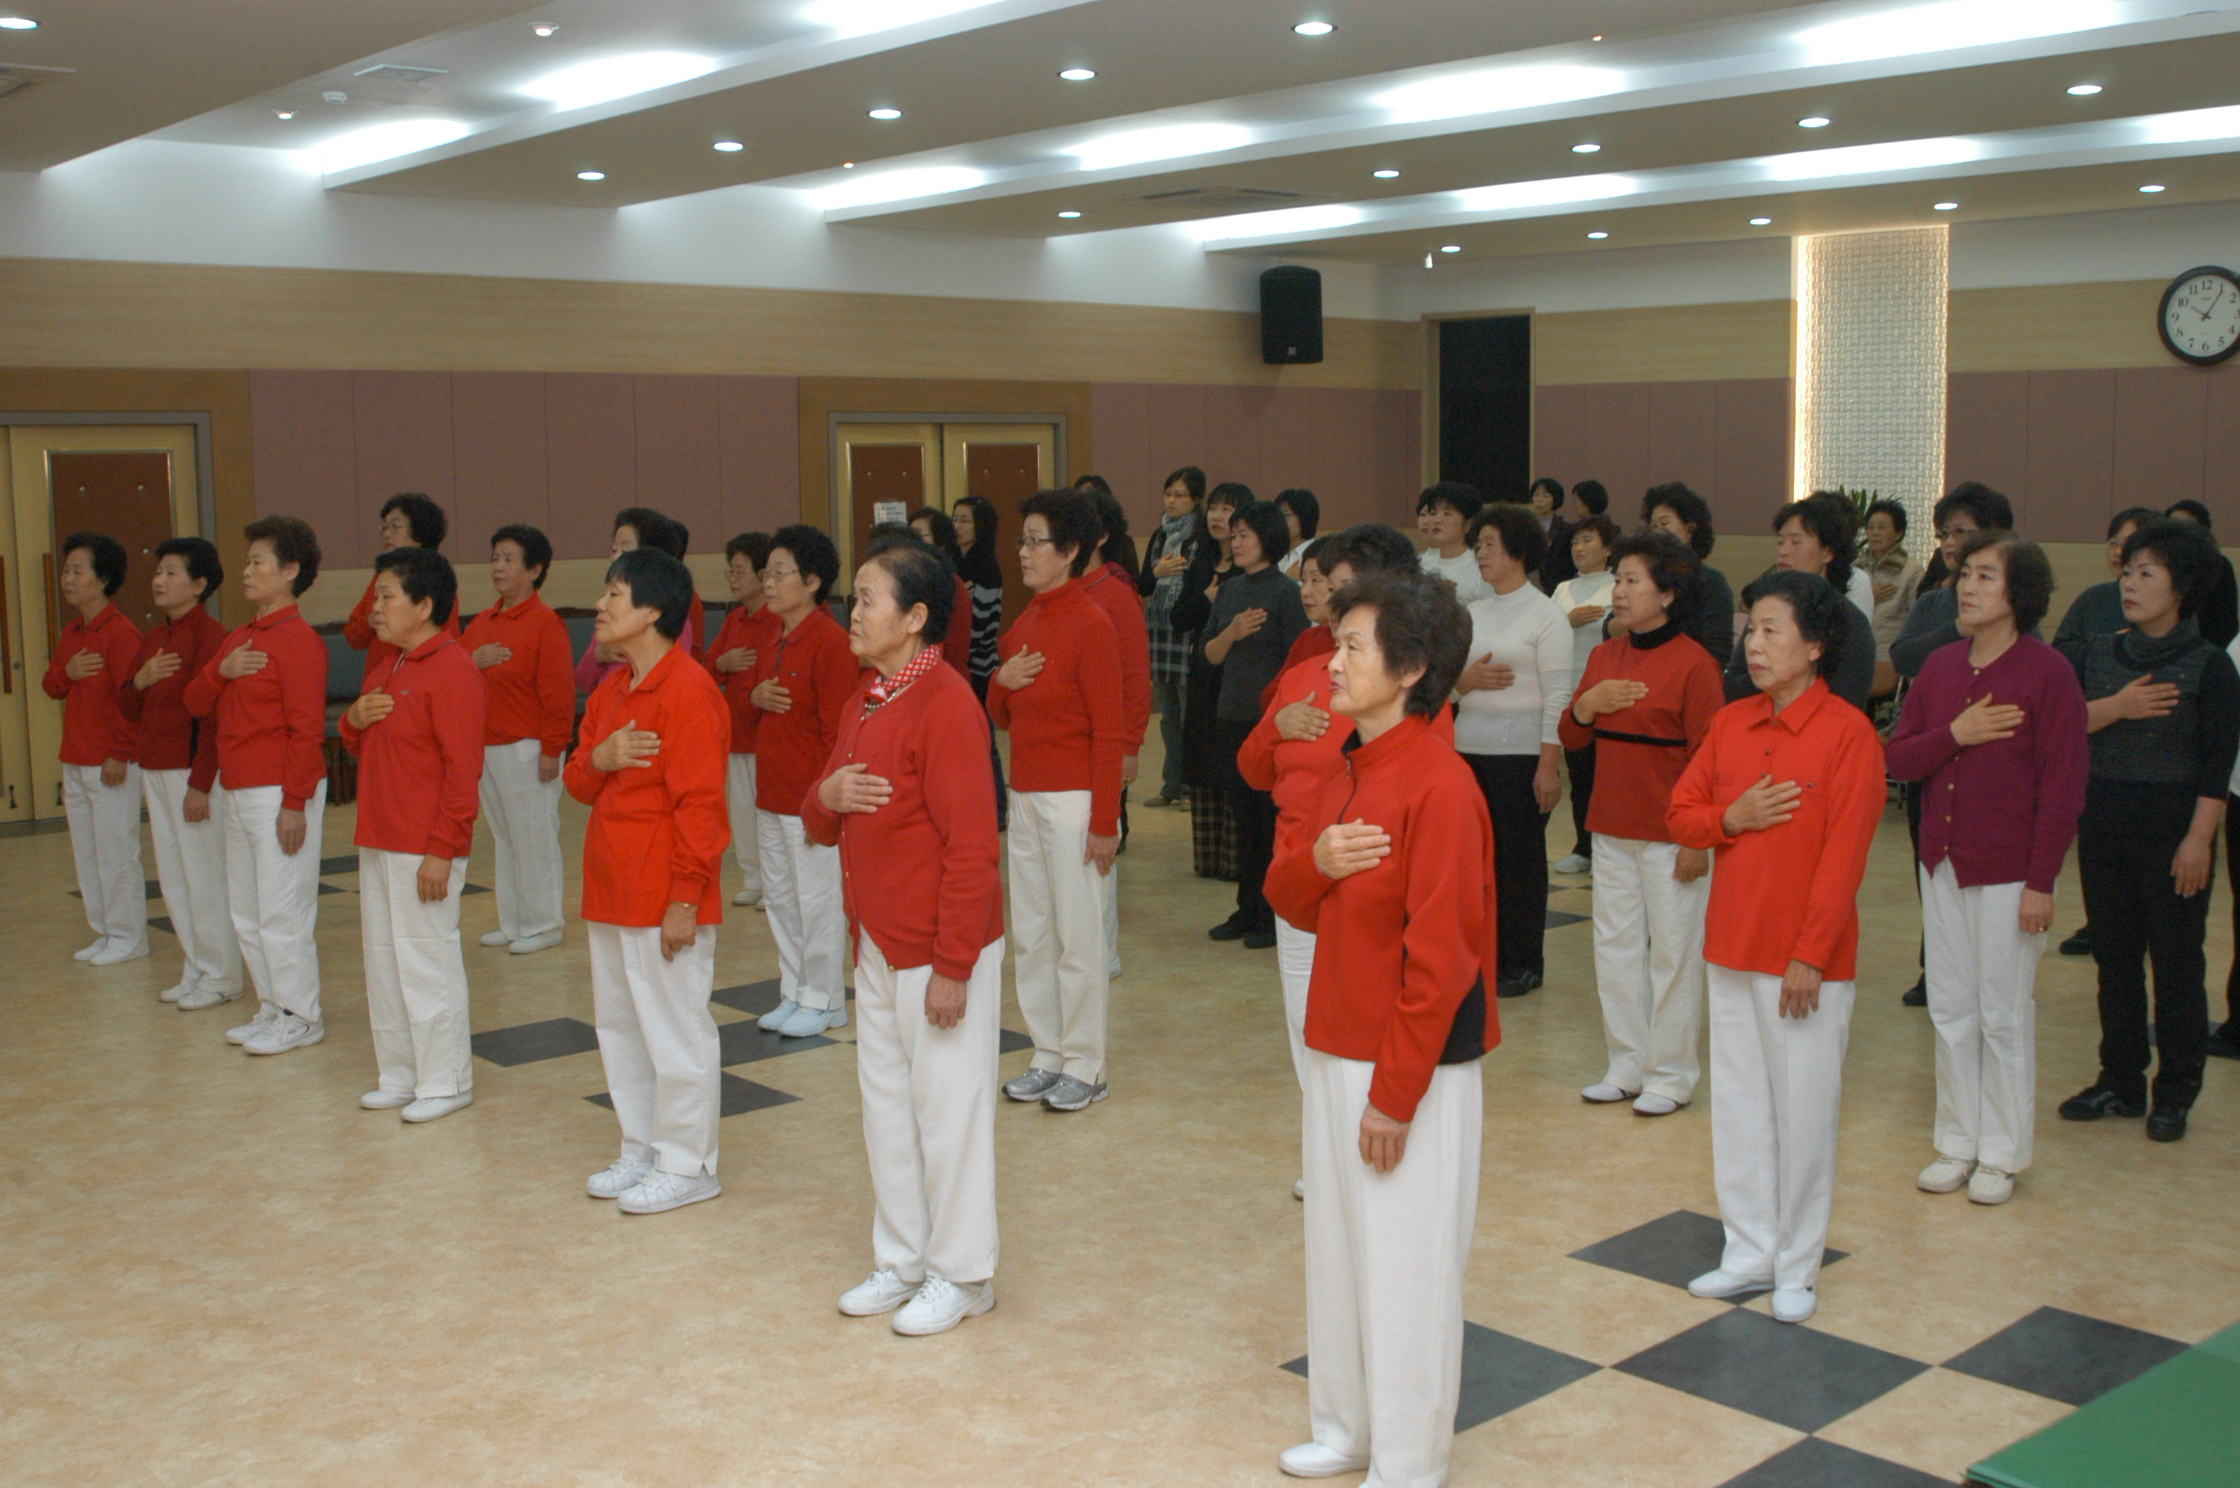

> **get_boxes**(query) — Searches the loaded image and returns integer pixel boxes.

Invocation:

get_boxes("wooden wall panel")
[2204,366,2240,521]
[1531,377,1793,530]
[451,372,549,558]
[2112,366,2208,512]
[1944,372,2029,509]
[351,371,455,569]
[632,374,723,550]
[1713,380,1793,525]
[1647,382,1720,496]
[1949,281,2170,373]
[248,370,357,561]
[2023,371,2116,544]
[1534,300,1792,385]
[540,374,636,560]
[716,375,802,540]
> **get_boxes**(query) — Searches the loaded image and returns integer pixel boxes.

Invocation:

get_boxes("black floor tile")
[319,855,358,875]
[472,1017,600,1067]
[1716,1437,1949,1488]
[585,1071,798,1117]
[461,882,489,895]
[1942,1306,2189,1407]
[147,916,173,936]
[710,978,854,1017]
[717,1018,836,1065]
[1616,1307,1927,1434]
[1545,909,1589,929]
[999,1027,1033,1054]
[316,881,341,895]
[1282,1322,1601,1432]
[1569,1210,1845,1298]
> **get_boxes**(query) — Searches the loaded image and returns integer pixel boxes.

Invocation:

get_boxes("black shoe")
[1496,969,1543,999]
[2147,1106,2190,1142]
[2059,1084,2146,1121]
[2059,926,2093,957]
[1208,918,1249,942]
[2208,1026,2240,1060]
[1901,977,1927,1007]
[1242,928,1277,950]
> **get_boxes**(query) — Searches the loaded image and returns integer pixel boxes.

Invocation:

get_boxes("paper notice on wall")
[873,501,909,527]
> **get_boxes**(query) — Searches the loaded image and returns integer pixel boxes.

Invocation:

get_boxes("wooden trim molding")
[1534,299,1794,385]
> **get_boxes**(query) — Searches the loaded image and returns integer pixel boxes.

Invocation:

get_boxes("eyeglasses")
[1017,535,1054,551]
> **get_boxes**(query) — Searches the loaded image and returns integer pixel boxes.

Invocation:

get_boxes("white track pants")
[588,921,720,1178]
[479,739,564,941]
[1592,835,1709,1102]
[855,933,1003,1285]
[1275,918,1315,1091]
[143,770,239,994]
[726,753,762,898]
[1707,963,1854,1293]
[361,848,473,1100]
[757,811,845,1011]
[1007,790,1109,1084]
[223,782,325,1023]
[1920,862,2042,1173]
[1302,1050,1482,1488]
[1101,856,1122,975]
[64,760,146,956]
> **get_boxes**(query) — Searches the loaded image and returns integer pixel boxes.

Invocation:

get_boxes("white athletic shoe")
[360,1089,414,1110]
[1278,1442,1370,1478]
[158,982,192,1004]
[508,931,563,955]
[88,940,150,967]
[1632,1093,1682,1116]
[1917,1155,1976,1193]
[74,939,105,962]
[757,998,799,1032]
[1553,853,1592,876]
[243,1013,324,1055]
[1292,1177,1305,1201]
[774,1002,846,1038]
[838,1268,920,1317]
[226,1006,281,1045]
[1771,1288,1817,1324]
[617,1170,722,1215]
[891,1275,994,1336]
[585,1156,653,1200]
[479,930,514,948]
[177,984,241,1011]
[402,1092,474,1123]
[1582,1082,1638,1104]
[1967,1165,2015,1205]
[732,888,762,908]
[1687,1268,1773,1300]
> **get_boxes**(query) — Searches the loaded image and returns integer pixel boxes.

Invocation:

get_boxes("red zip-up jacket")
[702,602,784,755]
[749,606,864,816]
[1081,562,1152,750]
[578,594,702,697]
[346,573,459,674]
[1264,712,1498,1123]
[801,661,1003,980]
[564,642,731,927]
[988,579,1127,835]
[42,602,142,766]
[1556,624,1724,844]
[1259,624,1336,715]
[340,634,487,860]
[118,606,227,791]
[942,577,974,686]
[1667,678,1885,980]
[183,604,330,810]
[459,593,575,756]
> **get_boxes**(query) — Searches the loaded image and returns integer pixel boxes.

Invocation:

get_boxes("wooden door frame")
[0,411,217,539]
[822,410,1070,576]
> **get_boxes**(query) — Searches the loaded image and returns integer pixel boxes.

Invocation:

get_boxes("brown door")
[49,451,176,633]
[849,443,929,594]
[942,425,1055,627]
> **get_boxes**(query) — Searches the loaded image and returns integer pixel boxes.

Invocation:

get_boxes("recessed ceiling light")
[1749,216,1772,226]
[576,170,605,181]
[1372,168,1400,179]
[1933,200,1959,210]
[1058,67,1095,82]
[868,107,902,120]
[842,161,856,168]
[531,22,559,37]
[1587,230,1609,239]
[1440,243,1461,253]
[1293,21,1335,37]
[2141,183,2166,193]
[712,140,743,152]
[1591,34,1605,42]
[273,109,295,120]
[1798,116,1832,128]
[1572,142,1601,154]
[2067,83,2102,96]
[0,15,37,29]
[1058,210,1081,218]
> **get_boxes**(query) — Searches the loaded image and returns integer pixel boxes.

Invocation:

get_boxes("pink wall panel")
[1197,384,1265,494]
[631,375,722,549]
[717,375,800,538]
[451,372,548,558]
[1370,390,1425,530]
[1647,382,1720,500]
[544,374,637,560]
[248,370,358,563]
[1534,379,1794,535]
[2112,366,2208,517]
[2203,365,2240,522]
[1944,372,2029,525]
[2023,371,2116,545]
[1085,384,1150,502]
[352,372,455,561]
[1530,385,1593,492]
[1713,380,1792,526]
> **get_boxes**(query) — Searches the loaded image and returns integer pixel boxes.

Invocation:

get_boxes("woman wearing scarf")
[1137,466,1205,808]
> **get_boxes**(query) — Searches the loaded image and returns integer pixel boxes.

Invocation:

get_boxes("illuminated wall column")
[1793,225,1949,557]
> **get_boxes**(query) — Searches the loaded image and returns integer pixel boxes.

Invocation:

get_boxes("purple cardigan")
[1886,634,2087,894]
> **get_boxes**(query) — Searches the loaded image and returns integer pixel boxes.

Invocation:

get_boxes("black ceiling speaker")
[1261,265,1323,364]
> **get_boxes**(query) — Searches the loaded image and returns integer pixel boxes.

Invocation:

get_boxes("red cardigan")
[459,594,575,756]
[1259,624,1336,714]
[42,602,142,766]
[750,607,865,816]
[1264,712,1499,1124]
[118,607,228,790]
[1556,625,1724,844]
[347,573,460,674]
[987,579,1127,835]
[183,604,330,810]
[340,634,487,860]
[1081,563,1152,749]
[564,643,731,927]
[943,577,974,685]
[802,663,1003,979]
[702,602,784,755]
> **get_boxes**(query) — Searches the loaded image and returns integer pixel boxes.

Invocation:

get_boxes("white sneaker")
[226,1006,281,1045]
[178,984,241,1011]
[585,1156,654,1200]
[757,998,799,1031]
[838,1268,921,1317]
[1292,1177,1305,1201]
[732,888,762,908]
[1688,1268,1773,1299]
[1771,1288,1817,1323]
[1554,853,1592,876]
[617,1169,722,1215]
[402,1092,474,1123]
[1633,1093,1683,1116]
[360,1089,413,1110]
[1918,1155,1976,1193]
[774,1002,846,1038]
[1967,1164,2015,1205]
[1278,1442,1370,1478]
[74,938,105,962]
[479,930,514,948]
[891,1274,994,1336]
[158,982,191,1004]
[243,1013,325,1055]
[508,931,562,955]
[1108,958,1123,979]
[1581,1082,1637,1103]
[89,940,150,967]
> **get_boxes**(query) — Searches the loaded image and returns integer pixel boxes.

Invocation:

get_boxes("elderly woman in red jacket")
[807,532,1005,1338]
[1264,567,1496,1488]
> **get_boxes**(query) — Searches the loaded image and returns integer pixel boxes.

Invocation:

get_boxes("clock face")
[2161,267,2240,365]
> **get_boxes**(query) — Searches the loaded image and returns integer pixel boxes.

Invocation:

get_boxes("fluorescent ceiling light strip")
[2137,103,2240,144]
[314,119,472,174]
[1373,64,1626,125]
[520,52,716,111]
[1067,123,1253,171]
[1760,135,1981,181]
[1450,172,1638,211]
[812,165,987,208]
[1792,0,2126,66]
[1195,204,1363,242]
[798,0,1006,40]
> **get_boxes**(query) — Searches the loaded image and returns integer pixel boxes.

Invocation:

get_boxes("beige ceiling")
[0,0,544,172]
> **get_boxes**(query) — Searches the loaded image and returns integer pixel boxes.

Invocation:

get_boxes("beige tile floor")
[1,756,2234,1488]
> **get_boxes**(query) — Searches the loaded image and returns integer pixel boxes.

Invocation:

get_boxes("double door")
[836,420,1059,627]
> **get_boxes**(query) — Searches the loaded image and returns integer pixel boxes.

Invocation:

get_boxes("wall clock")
[2158,265,2240,366]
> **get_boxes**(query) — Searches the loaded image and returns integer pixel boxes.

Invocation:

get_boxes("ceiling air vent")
[354,64,449,84]
[1134,185,1322,214]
